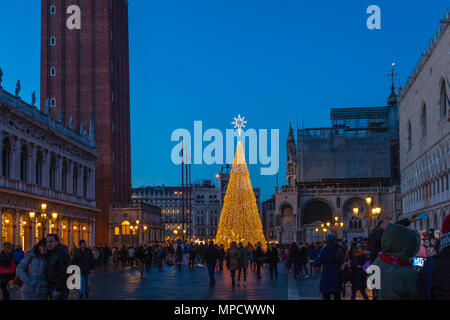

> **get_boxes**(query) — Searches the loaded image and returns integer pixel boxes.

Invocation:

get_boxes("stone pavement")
[297,271,373,300]
[8,263,302,300]
[6,263,372,300]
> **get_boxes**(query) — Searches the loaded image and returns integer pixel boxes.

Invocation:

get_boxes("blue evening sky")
[0,1,448,200]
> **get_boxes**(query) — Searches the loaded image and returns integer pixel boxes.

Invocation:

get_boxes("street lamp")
[29,203,58,238]
[353,196,382,237]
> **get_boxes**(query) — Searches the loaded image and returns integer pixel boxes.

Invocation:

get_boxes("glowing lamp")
[353,208,359,216]
[5,219,10,224]
[52,212,58,220]
[29,211,36,219]
[41,203,47,211]
[365,197,372,205]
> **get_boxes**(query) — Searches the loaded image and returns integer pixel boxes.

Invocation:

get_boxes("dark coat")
[46,244,70,292]
[72,248,94,275]
[294,247,308,265]
[317,243,344,294]
[415,246,450,300]
[204,245,219,266]
[267,248,279,265]
[350,255,368,290]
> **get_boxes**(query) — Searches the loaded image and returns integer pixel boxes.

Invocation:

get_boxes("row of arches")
[1,211,91,251]
[1,136,91,198]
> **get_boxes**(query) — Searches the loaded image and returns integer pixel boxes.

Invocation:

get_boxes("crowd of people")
[0,213,449,300]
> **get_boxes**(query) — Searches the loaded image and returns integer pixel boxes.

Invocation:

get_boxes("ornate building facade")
[132,180,220,242]
[399,10,449,234]
[275,90,402,244]
[0,84,98,251]
[110,202,163,246]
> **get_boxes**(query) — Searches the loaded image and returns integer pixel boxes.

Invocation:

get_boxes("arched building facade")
[0,86,98,250]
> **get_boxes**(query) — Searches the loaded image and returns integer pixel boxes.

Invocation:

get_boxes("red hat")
[442,214,450,235]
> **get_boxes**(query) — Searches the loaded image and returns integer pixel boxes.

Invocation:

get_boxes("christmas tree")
[215,117,267,250]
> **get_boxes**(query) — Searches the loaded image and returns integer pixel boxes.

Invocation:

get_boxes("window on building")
[50,67,56,77]
[407,121,412,151]
[421,103,427,137]
[122,221,130,235]
[50,36,56,46]
[49,156,57,189]
[61,161,68,192]
[83,168,88,198]
[50,5,56,14]
[2,137,12,178]
[20,145,28,182]
[35,150,43,186]
[73,164,78,195]
[440,80,447,120]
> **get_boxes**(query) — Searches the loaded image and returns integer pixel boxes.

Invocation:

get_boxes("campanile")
[41,0,132,245]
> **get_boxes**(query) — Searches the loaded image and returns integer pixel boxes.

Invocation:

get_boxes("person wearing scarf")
[415,214,450,300]
[372,223,420,300]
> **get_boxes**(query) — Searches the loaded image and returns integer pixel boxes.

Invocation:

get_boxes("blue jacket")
[13,250,25,264]
[317,243,344,294]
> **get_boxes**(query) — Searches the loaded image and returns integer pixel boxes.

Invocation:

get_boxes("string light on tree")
[215,115,267,250]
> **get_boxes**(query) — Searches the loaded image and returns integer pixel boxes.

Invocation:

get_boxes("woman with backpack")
[0,242,15,300]
[16,239,48,300]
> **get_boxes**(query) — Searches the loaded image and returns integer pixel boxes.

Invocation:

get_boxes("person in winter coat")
[0,242,15,300]
[316,235,344,300]
[16,239,48,300]
[350,245,369,300]
[71,240,94,299]
[237,243,249,285]
[46,234,70,300]
[267,245,279,280]
[12,245,25,269]
[226,242,240,286]
[253,242,264,279]
[204,240,219,286]
[282,249,291,276]
[373,223,420,300]
[218,245,225,271]
[176,244,183,271]
[415,214,450,300]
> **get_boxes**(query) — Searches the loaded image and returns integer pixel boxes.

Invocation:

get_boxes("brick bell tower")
[41,0,132,245]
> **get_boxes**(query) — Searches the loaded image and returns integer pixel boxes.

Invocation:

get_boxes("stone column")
[12,138,21,180]
[13,210,20,246]
[92,220,96,247]
[68,219,73,250]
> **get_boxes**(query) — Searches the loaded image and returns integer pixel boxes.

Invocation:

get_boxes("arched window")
[122,221,130,235]
[83,168,88,198]
[61,161,68,192]
[49,156,57,189]
[440,80,447,119]
[20,145,28,182]
[35,150,43,186]
[421,104,427,137]
[2,138,12,178]
[407,121,412,151]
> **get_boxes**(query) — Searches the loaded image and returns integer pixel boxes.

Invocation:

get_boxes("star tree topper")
[231,114,247,137]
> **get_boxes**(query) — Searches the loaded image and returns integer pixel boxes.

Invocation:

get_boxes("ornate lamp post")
[325,216,345,237]
[353,196,382,237]
[29,203,58,241]
[315,225,328,241]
